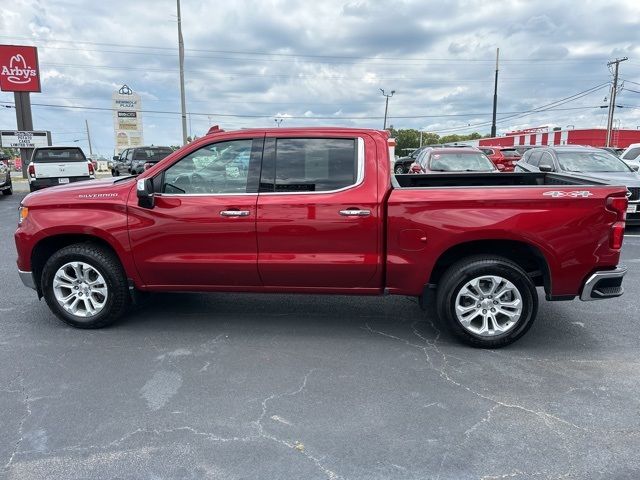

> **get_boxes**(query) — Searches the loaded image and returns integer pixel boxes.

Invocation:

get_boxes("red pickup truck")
[15,127,628,347]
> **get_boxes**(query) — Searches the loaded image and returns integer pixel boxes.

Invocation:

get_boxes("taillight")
[610,222,625,249]
[27,163,35,178]
[607,195,628,249]
[606,196,627,220]
[88,162,95,175]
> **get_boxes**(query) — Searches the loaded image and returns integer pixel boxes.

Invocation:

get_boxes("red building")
[476,127,640,149]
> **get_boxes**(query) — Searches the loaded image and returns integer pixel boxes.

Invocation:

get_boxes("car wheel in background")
[394,165,405,174]
[41,243,130,328]
[2,187,11,195]
[435,255,538,348]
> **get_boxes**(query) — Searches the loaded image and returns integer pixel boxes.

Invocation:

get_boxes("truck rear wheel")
[41,243,130,328]
[435,255,538,348]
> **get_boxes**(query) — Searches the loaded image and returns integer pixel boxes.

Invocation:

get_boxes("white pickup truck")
[27,147,95,192]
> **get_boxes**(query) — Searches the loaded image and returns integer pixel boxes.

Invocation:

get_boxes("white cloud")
[0,0,639,155]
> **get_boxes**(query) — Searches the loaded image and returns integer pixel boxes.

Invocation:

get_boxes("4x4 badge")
[543,191,594,198]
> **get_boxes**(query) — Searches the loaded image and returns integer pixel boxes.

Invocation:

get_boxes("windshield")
[133,148,173,161]
[428,152,495,172]
[557,151,632,173]
[33,148,86,163]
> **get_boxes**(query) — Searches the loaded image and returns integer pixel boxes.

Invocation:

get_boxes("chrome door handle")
[339,209,371,217]
[220,210,250,217]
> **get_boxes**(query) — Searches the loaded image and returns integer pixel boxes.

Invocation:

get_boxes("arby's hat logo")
[4,54,36,84]
[0,45,41,92]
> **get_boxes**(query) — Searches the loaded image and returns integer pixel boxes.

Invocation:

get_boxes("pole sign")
[0,45,41,92]
[0,130,49,148]
[112,84,143,154]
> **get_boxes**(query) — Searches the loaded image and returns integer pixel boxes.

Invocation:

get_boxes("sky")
[1,0,640,157]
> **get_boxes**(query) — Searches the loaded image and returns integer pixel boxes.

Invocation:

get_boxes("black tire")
[2,187,11,195]
[29,184,35,192]
[435,255,538,348]
[112,169,119,177]
[41,243,130,328]
[394,165,405,174]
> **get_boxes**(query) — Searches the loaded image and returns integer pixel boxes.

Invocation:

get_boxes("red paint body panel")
[386,187,622,296]
[15,126,625,302]
[256,132,382,289]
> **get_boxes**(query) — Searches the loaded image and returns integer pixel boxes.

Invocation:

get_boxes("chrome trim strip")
[156,137,365,198]
[18,270,36,290]
[580,267,627,301]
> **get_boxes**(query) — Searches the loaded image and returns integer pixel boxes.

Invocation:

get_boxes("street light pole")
[380,89,395,130]
[177,0,188,145]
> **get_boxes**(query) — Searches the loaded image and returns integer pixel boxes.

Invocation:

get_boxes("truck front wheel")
[41,243,130,328]
[436,255,538,348]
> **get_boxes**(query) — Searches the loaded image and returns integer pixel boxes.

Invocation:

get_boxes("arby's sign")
[0,45,41,92]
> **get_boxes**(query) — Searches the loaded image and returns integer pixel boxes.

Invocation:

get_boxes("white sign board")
[0,130,50,148]
[112,85,143,155]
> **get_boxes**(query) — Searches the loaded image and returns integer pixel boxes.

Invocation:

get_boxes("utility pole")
[606,56,628,147]
[177,0,188,145]
[14,92,34,179]
[490,48,499,138]
[85,119,93,156]
[380,89,395,130]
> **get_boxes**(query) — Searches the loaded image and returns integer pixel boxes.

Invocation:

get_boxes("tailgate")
[35,161,89,179]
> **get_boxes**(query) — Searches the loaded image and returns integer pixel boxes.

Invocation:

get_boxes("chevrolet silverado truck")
[15,127,629,347]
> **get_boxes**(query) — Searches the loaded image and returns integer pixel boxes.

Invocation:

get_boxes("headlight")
[18,206,29,226]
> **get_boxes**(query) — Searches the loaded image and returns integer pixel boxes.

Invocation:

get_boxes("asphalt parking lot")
[1,191,639,480]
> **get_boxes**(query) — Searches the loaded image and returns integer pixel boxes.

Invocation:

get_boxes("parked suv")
[479,146,521,172]
[112,147,173,176]
[515,146,640,224]
[620,143,640,170]
[27,147,95,192]
[0,154,13,196]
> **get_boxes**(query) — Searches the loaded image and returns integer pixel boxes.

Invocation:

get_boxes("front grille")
[628,187,640,202]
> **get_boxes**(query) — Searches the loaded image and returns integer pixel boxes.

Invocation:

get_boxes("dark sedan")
[515,146,640,224]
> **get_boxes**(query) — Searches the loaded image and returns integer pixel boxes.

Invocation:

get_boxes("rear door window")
[265,138,357,192]
[501,149,520,158]
[33,148,86,163]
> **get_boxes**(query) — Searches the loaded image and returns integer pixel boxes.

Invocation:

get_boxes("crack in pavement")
[363,318,588,441]
[10,369,340,480]
[3,373,31,471]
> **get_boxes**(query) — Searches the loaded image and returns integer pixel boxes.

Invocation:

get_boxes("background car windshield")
[501,149,520,157]
[34,148,86,162]
[429,152,495,171]
[557,152,632,172]
[133,148,173,161]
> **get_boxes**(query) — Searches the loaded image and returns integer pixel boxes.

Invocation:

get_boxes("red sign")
[0,45,41,92]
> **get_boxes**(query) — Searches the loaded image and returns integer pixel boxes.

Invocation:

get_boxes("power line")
[0,34,611,64]
[0,100,603,120]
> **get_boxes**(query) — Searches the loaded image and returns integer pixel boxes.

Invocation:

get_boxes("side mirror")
[539,163,554,172]
[137,178,155,209]
[630,164,639,172]
[112,155,119,161]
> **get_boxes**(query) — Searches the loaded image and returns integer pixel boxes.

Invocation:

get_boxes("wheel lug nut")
[491,308,496,312]
[482,309,487,314]
[493,300,498,304]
